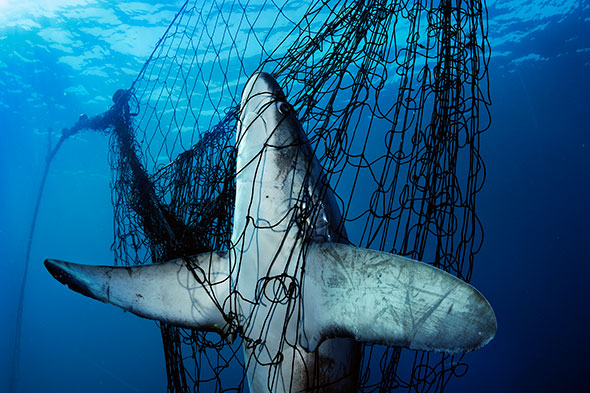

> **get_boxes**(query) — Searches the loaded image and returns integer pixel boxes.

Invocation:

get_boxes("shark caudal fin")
[301,242,496,353]
[45,252,230,334]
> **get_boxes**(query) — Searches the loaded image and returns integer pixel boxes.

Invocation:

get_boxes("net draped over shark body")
[45,72,497,393]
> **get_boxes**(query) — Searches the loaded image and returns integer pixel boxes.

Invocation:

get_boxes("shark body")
[45,72,496,393]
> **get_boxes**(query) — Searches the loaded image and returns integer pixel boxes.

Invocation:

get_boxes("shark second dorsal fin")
[45,252,231,335]
[300,242,497,353]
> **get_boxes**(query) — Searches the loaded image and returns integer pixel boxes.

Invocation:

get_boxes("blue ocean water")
[0,1,588,392]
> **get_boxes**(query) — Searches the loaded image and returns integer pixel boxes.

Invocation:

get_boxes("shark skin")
[45,72,496,393]
[230,72,361,392]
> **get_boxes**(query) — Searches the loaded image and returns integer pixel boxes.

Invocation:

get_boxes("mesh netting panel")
[104,0,490,392]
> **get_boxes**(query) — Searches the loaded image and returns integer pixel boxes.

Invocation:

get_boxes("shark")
[45,72,497,393]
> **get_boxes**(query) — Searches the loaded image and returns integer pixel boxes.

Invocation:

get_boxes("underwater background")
[0,0,588,392]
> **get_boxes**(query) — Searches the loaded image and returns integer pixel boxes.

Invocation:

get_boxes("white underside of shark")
[45,72,496,393]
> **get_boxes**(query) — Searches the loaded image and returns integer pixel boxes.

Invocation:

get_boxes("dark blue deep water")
[1,1,588,392]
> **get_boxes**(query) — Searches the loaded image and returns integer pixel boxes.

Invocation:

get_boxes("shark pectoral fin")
[44,252,231,334]
[301,242,497,353]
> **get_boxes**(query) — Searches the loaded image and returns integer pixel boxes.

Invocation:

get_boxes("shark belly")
[233,73,360,392]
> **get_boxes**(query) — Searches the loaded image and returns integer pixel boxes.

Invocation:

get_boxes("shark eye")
[278,101,291,115]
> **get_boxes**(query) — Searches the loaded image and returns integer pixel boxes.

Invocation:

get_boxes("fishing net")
[56,0,491,391]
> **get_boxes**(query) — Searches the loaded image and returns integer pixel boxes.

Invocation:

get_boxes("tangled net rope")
[54,0,491,391]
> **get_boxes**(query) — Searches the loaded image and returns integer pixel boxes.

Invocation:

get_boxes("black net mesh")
[67,0,491,391]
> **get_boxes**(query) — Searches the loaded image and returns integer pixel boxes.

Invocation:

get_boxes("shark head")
[45,72,496,393]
